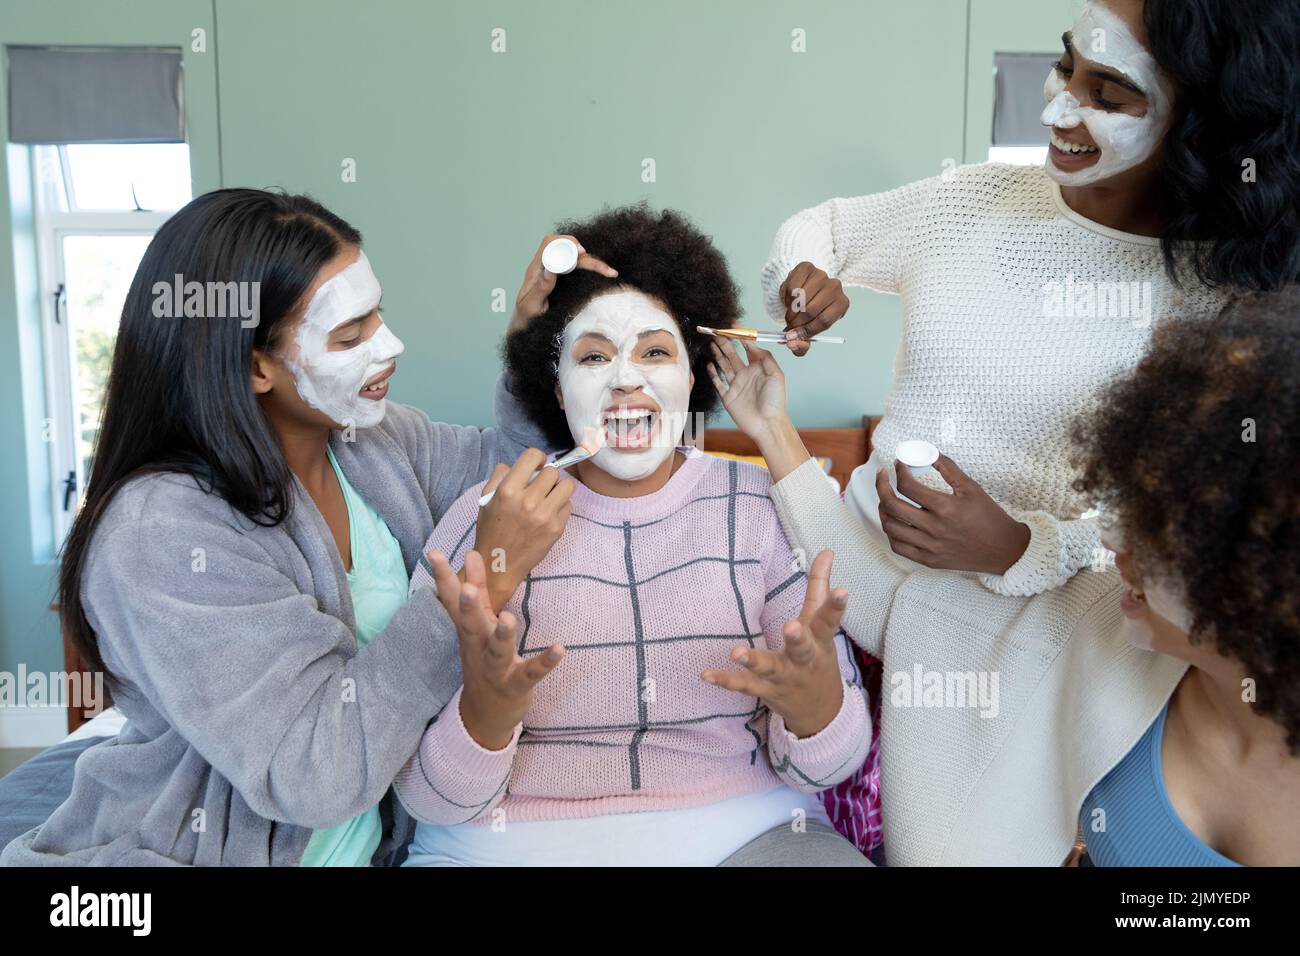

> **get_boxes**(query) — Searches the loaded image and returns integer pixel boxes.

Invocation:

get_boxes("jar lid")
[542,237,579,275]
[896,439,939,468]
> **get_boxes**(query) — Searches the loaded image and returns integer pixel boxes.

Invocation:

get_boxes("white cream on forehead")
[1041,1,1174,187]
[557,289,691,482]
[284,250,404,429]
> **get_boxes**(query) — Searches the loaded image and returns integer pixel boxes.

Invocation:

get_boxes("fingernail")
[734,651,749,664]
[701,673,716,685]
[834,592,848,608]
[784,330,799,341]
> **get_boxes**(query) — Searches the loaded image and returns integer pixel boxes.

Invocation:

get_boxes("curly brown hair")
[1071,290,1300,752]
[504,204,741,450]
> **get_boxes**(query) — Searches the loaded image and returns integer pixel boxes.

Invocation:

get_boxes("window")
[990,53,1054,166]
[32,142,191,541]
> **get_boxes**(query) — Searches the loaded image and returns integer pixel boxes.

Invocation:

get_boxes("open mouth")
[602,405,658,450]
[360,363,395,401]
[1049,130,1100,169]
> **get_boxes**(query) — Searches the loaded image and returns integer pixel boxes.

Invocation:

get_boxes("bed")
[0,418,879,857]
[0,708,125,851]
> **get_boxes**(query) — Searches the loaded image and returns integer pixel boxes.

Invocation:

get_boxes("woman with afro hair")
[392,205,873,866]
[1071,290,1300,866]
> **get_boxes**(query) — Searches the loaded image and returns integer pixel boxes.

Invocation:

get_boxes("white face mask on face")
[557,290,692,482]
[1041,1,1174,187]
[284,250,404,429]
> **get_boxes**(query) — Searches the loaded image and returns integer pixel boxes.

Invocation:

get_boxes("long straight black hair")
[60,188,362,678]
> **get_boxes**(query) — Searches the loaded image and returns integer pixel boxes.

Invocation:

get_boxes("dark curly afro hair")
[1071,290,1300,752]
[505,203,741,450]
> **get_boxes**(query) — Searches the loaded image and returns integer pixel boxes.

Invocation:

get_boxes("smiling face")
[556,289,693,482]
[280,248,404,429]
[1041,0,1174,188]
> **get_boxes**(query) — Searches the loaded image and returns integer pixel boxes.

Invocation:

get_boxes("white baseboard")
[0,707,68,748]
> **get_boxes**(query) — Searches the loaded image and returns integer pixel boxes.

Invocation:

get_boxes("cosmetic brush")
[478,426,606,507]
[696,325,846,345]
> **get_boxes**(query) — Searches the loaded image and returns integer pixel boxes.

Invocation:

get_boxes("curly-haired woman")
[1071,291,1300,866]
[770,0,1297,591]
[393,205,872,866]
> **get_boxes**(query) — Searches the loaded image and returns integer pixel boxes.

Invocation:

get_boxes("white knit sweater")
[770,458,1188,866]
[761,162,1227,596]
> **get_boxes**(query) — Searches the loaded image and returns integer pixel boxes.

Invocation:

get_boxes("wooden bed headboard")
[703,415,880,490]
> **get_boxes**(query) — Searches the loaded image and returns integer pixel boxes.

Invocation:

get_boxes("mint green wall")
[214,0,971,429]
[0,0,1075,680]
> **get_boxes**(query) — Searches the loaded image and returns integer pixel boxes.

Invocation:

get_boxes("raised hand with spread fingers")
[702,549,848,738]
[426,547,564,750]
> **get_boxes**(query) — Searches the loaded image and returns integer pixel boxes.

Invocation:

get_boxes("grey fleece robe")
[1,377,546,866]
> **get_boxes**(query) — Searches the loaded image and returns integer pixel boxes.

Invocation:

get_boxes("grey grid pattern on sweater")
[413,457,861,794]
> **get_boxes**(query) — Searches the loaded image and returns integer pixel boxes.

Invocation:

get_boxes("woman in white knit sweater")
[713,0,1300,864]
[767,0,1298,594]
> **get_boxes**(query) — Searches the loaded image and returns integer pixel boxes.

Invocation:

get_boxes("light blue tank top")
[1079,705,1241,867]
[299,447,410,867]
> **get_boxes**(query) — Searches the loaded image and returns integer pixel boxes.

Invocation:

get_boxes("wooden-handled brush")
[696,325,846,345]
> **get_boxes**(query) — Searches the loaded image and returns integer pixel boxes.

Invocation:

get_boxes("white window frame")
[31,145,175,542]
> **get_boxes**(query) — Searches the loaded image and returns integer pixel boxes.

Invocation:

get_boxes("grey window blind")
[7,46,184,144]
[992,53,1057,147]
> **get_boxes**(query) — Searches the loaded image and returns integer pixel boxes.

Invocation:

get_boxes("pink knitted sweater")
[394,449,871,825]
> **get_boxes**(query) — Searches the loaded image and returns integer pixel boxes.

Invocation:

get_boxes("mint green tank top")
[299,447,411,867]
